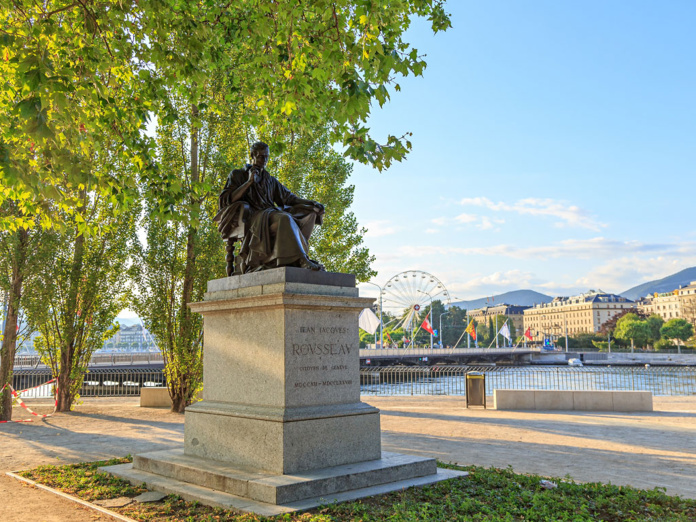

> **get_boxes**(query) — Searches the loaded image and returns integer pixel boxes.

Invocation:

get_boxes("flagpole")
[466,311,470,349]
[495,315,499,348]
[417,290,434,350]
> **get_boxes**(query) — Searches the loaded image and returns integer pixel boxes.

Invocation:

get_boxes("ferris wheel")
[380,270,451,331]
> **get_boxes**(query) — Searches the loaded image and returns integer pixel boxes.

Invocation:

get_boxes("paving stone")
[134,491,167,503]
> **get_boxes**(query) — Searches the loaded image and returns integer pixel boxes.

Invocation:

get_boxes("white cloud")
[431,216,448,226]
[574,256,696,295]
[450,270,540,295]
[479,216,495,230]
[425,228,438,234]
[454,213,478,224]
[459,196,605,231]
[391,238,696,261]
[363,220,400,238]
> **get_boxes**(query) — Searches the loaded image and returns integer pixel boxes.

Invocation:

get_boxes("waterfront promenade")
[1,396,695,520]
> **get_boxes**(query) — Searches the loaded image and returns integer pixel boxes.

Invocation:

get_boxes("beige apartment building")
[678,281,696,325]
[467,304,528,336]
[638,281,696,326]
[637,291,682,321]
[523,290,635,343]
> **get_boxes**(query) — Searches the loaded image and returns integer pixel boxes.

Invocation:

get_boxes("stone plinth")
[184,268,379,474]
[104,268,465,514]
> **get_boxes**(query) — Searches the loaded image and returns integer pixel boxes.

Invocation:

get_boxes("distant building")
[101,324,158,352]
[638,280,696,327]
[523,290,635,342]
[677,281,696,326]
[637,290,682,321]
[468,304,528,337]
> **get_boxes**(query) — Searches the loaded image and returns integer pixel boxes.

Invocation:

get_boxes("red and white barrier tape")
[0,378,58,423]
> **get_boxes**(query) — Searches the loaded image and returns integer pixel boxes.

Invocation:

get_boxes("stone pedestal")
[103,268,465,515]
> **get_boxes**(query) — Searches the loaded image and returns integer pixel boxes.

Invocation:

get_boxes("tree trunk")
[56,204,86,412]
[170,103,199,413]
[0,228,28,421]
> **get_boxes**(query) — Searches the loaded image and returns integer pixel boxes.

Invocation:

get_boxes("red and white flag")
[421,313,435,335]
[524,327,533,341]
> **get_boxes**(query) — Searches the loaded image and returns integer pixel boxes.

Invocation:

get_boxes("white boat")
[568,358,583,367]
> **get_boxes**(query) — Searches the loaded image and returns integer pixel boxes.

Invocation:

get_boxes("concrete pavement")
[1,396,695,520]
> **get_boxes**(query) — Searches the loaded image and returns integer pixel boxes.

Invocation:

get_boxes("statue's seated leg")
[266,211,323,271]
[297,211,318,242]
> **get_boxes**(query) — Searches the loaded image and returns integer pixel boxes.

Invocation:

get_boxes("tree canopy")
[660,318,694,344]
[614,313,650,348]
[1,0,451,230]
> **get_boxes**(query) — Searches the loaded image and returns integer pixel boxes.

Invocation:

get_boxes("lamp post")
[439,312,451,348]
[417,290,433,349]
[361,281,383,350]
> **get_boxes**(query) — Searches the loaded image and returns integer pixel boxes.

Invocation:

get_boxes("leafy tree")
[645,314,664,348]
[268,130,376,280]
[132,81,377,411]
[660,318,694,346]
[439,305,468,348]
[0,208,51,420]
[598,309,647,336]
[568,333,604,350]
[614,314,650,349]
[26,193,135,411]
[1,1,451,230]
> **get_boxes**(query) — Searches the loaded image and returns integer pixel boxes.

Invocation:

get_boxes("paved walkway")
[1,396,695,520]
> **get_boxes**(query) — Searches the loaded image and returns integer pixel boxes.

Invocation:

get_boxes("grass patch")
[18,458,696,521]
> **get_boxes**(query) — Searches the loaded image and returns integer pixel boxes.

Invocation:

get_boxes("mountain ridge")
[620,266,696,301]
[451,289,553,310]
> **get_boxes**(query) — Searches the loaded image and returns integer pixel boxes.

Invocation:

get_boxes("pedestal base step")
[101,451,466,516]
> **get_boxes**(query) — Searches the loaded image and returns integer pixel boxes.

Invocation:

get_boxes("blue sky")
[351,1,696,303]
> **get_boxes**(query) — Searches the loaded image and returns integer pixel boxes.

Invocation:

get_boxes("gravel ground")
[1,395,695,520]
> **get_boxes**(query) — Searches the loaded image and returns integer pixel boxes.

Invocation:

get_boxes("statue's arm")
[219,168,254,208]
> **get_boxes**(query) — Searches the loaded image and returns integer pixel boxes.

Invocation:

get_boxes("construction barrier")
[0,379,57,423]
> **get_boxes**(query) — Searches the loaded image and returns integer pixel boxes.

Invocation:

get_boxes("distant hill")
[451,289,553,310]
[621,266,696,301]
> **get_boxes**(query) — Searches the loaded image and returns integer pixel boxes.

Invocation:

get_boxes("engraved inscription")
[292,343,352,356]
[294,380,353,388]
[299,326,348,334]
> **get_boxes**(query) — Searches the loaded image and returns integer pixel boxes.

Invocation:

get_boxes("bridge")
[359,347,541,366]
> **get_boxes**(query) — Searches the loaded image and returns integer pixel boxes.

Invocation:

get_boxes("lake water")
[360,366,696,396]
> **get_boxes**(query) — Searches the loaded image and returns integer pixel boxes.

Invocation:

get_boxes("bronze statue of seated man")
[214,141,325,275]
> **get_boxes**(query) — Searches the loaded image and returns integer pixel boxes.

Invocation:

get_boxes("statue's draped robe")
[214,165,322,273]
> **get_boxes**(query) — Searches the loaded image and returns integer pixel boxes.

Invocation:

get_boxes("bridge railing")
[12,368,167,399]
[359,347,541,358]
[360,365,696,397]
[11,351,164,368]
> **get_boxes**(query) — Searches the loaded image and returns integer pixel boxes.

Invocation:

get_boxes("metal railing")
[12,351,164,368]
[360,365,696,397]
[11,368,166,398]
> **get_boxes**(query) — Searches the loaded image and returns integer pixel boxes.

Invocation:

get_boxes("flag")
[524,327,533,341]
[499,321,511,342]
[421,313,435,335]
[358,308,380,335]
[464,319,476,341]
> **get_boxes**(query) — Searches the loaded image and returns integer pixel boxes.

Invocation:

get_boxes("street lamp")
[361,281,384,350]
[438,312,451,348]
[417,290,434,349]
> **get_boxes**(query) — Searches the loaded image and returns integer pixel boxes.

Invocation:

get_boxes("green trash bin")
[466,371,486,408]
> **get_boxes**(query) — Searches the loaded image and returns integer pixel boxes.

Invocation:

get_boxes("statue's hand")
[248,166,260,184]
[312,202,325,214]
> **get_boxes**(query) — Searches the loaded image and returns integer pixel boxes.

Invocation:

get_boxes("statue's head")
[250,141,270,169]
